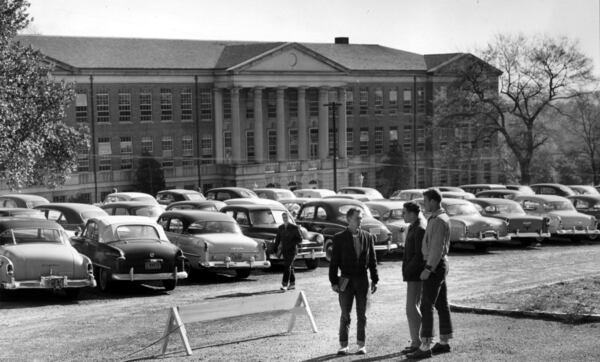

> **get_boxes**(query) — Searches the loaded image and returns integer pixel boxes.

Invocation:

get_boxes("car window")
[573,199,591,209]
[80,210,107,222]
[369,208,381,218]
[445,203,480,216]
[199,205,217,211]
[298,206,315,220]
[390,209,404,219]
[114,207,129,215]
[0,228,64,245]
[115,225,160,240]
[157,193,175,203]
[83,222,99,241]
[539,187,557,195]
[521,200,540,211]
[134,206,163,218]
[157,216,169,229]
[188,221,241,234]
[250,210,285,225]
[167,218,184,233]
[206,192,216,200]
[316,207,328,221]
[235,212,249,225]
[1,199,18,208]
[217,191,231,201]
[46,210,67,224]
[186,193,205,201]
[544,201,575,211]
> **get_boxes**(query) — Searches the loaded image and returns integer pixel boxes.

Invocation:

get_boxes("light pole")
[324,101,342,192]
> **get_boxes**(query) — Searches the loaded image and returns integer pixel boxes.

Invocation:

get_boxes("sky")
[25,0,600,74]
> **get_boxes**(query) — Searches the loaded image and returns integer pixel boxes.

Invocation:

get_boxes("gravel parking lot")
[1,239,600,361]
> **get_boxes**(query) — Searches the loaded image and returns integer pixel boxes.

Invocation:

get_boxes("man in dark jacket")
[274,212,303,291]
[400,201,426,355]
[329,207,379,355]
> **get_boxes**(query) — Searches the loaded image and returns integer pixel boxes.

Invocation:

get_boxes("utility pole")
[324,101,342,192]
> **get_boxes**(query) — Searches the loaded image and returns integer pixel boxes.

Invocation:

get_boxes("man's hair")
[423,188,442,203]
[403,201,421,214]
[346,207,363,219]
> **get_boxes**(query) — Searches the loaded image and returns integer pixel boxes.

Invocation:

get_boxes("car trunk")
[4,243,77,280]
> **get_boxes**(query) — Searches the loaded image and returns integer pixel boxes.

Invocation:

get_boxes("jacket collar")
[429,208,446,220]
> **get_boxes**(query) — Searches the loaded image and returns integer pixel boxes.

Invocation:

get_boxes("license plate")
[145,261,161,270]
[44,277,65,288]
[230,253,243,261]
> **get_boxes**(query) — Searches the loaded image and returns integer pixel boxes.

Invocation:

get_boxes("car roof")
[477,189,521,194]
[365,200,405,209]
[222,203,287,211]
[515,194,570,202]
[339,187,378,192]
[168,200,225,206]
[157,189,201,195]
[89,215,159,226]
[161,210,234,222]
[460,184,506,188]
[254,188,293,193]
[278,197,312,203]
[101,201,161,207]
[108,192,154,197]
[35,203,105,212]
[0,194,49,201]
[303,198,365,207]
[207,187,254,192]
[0,217,61,230]
[470,198,519,205]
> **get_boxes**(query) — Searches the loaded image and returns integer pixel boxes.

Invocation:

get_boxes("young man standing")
[408,188,453,360]
[274,212,303,291]
[329,208,379,356]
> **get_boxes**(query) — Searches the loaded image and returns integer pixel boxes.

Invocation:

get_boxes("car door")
[233,209,251,234]
[296,204,316,232]
[72,220,99,261]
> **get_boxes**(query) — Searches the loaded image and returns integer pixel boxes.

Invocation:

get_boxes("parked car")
[364,200,411,248]
[567,195,600,222]
[0,218,95,299]
[337,187,384,200]
[530,183,575,197]
[35,203,108,236]
[293,188,336,198]
[441,191,475,200]
[100,201,164,220]
[325,194,370,202]
[414,197,510,251]
[0,194,49,208]
[476,189,524,200]
[469,198,550,246]
[158,210,270,278]
[254,188,296,201]
[205,187,258,201]
[434,186,465,193]
[295,198,395,261]
[515,195,599,241]
[156,189,205,206]
[224,198,284,207]
[389,189,426,201]
[103,192,159,204]
[221,202,325,269]
[70,215,187,292]
[166,200,227,212]
[0,208,45,219]
[568,185,600,195]
[278,197,312,218]
[460,184,506,194]
[505,185,536,195]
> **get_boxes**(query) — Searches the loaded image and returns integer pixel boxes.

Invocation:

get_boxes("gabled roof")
[424,53,464,70]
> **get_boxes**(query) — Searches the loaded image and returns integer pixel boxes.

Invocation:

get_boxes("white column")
[337,88,347,159]
[213,88,224,163]
[318,87,329,160]
[231,87,242,164]
[253,87,264,162]
[276,87,287,162]
[298,87,307,160]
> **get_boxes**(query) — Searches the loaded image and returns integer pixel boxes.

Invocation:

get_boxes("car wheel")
[0,289,12,301]
[589,233,599,241]
[519,239,533,248]
[473,244,488,253]
[304,259,319,270]
[98,268,114,293]
[324,239,333,262]
[163,279,177,291]
[235,269,251,279]
[64,288,81,299]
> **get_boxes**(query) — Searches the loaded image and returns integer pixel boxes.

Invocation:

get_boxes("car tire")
[589,234,599,241]
[98,268,114,293]
[235,269,251,279]
[64,288,81,299]
[473,244,488,253]
[519,239,534,248]
[163,279,177,291]
[304,259,319,270]
[324,239,333,262]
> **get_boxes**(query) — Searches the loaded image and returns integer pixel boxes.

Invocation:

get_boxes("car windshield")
[188,221,241,234]
[389,209,404,219]
[134,206,164,218]
[544,201,575,211]
[185,193,205,200]
[250,210,290,226]
[445,203,480,216]
[0,228,65,245]
[338,205,374,219]
[241,190,259,198]
[115,225,160,240]
[81,210,107,222]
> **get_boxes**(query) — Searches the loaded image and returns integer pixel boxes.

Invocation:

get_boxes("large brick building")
[12,35,501,202]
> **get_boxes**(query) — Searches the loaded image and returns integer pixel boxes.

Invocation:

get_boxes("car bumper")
[269,250,326,261]
[374,243,399,252]
[510,232,551,238]
[456,235,511,243]
[1,275,96,290]
[112,268,188,282]
[199,260,271,269]
[553,229,600,236]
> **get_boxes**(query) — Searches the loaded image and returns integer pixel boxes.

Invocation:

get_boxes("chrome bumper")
[510,231,551,238]
[374,243,399,252]
[112,268,187,281]
[1,274,96,290]
[199,260,271,268]
[554,229,600,236]
[269,249,326,260]
[456,235,511,243]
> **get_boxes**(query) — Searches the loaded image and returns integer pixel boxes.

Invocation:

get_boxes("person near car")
[408,188,453,360]
[274,212,303,291]
[329,207,379,356]
[400,201,426,356]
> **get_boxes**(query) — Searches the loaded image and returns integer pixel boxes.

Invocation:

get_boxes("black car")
[221,202,325,269]
[475,189,524,200]
[156,189,205,206]
[295,198,394,261]
[460,184,506,195]
[567,195,600,221]
[530,183,575,197]
[205,187,258,201]
[34,203,108,235]
[165,200,227,212]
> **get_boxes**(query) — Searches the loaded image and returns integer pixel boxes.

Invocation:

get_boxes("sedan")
[389,189,426,201]
[35,203,108,236]
[70,216,187,292]
[254,188,296,201]
[103,192,158,204]
[364,200,411,248]
[568,195,600,220]
[156,189,205,206]
[337,187,384,200]
[205,187,258,201]
[158,210,270,278]
[0,218,95,299]
[0,208,45,219]
[100,201,164,220]
[0,194,49,208]
[166,200,227,212]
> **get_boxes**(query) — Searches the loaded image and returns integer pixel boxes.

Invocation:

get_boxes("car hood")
[2,243,84,280]
[108,239,179,258]
[194,233,259,251]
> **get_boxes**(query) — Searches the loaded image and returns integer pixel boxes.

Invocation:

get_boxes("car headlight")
[315,234,324,244]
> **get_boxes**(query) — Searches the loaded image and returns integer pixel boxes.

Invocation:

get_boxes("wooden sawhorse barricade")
[161,290,318,356]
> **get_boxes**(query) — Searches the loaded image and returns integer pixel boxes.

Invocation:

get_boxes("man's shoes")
[288,284,295,290]
[356,345,367,355]
[280,285,287,291]
[431,342,451,354]
[406,348,432,360]
[337,346,349,355]
[401,346,420,355]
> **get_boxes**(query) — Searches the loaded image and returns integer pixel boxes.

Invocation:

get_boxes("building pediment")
[428,53,502,76]
[227,43,348,74]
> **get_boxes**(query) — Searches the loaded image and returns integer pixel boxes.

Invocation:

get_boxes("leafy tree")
[377,145,411,197]
[1,0,89,189]
[435,34,594,184]
[134,152,165,195]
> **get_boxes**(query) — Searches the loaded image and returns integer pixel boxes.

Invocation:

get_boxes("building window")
[246,130,255,162]
[328,128,338,157]
[160,88,172,121]
[162,136,173,167]
[388,88,398,115]
[182,136,193,157]
[451,169,460,186]
[359,88,368,115]
[98,137,111,171]
[389,127,399,150]
[484,162,492,183]
[440,169,448,185]
[181,88,193,121]
[223,89,231,119]
[77,145,89,172]
[139,92,152,122]
[346,129,353,156]
[267,90,276,118]
[309,128,319,159]
[418,167,425,188]
[359,128,369,156]
[403,125,412,153]
[289,129,298,160]
[470,163,478,183]
[199,88,212,120]
[416,125,425,152]
[288,89,298,118]
[96,92,109,123]
[75,92,88,123]
[403,88,412,113]
[461,163,469,184]
[224,131,232,161]
[374,127,383,154]
[268,130,277,161]
[308,89,319,117]
[245,89,254,119]
[417,87,425,113]
[346,88,354,116]
[120,136,132,170]
[483,136,491,149]
[141,136,153,154]
[201,136,213,164]
[118,92,131,122]
[374,88,383,115]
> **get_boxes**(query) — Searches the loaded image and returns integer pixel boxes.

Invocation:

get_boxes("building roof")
[424,53,463,70]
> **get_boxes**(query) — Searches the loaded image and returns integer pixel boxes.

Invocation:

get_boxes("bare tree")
[435,34,594,184]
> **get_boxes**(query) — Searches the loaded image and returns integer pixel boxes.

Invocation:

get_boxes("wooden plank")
[160,308,175,355]
[172,308,193,356]
[300,291,319,333]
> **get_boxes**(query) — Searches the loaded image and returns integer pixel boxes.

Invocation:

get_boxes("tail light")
[87,263,94,275]
[176,249,185,261]
[464,225,469,237]
[6,264,14,276]
[262,241,267,250]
